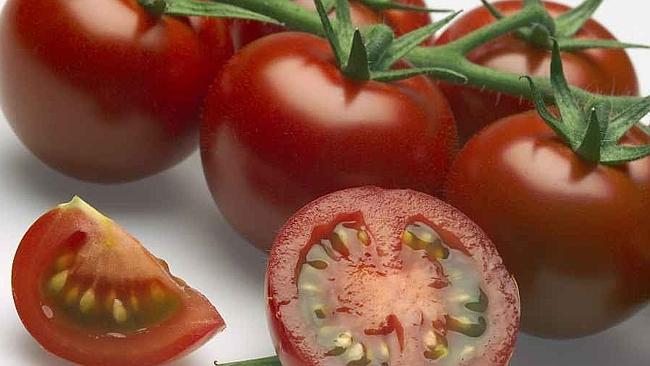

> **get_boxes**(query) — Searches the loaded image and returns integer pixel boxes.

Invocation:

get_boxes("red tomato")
[444,111,650,338]
[435,1,639,144]
[267,187,520,365]
[12,197,225,366]
[201,32,457,250]
[0,0,233,182]
[229,0,432,49]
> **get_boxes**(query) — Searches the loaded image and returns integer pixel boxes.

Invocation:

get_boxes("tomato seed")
[79,289,96,314]
[48,270,69,294]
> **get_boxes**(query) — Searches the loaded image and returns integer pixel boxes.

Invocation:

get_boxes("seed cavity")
[446,315,487,338]
[465,289,489,313]
[308,260,328,270]
[65,287,80,305]
[314,307,327,320]
[55,254,75,271]
[150,283,166,302]
[403,223,449,260]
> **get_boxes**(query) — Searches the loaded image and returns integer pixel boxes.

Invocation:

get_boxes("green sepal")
[558,38,649,51]
[372,67,467,83]
[138,0,281,23]
[363,25,395,68]
[522,76,574,143]
[523,0,544,6]
[376,11,460,70]
[480,0,505,20]
[314,0,345,67]
[606,97,650,142]
[334,0,355,60]
[602,145,650,165]
[481,0,646,52]
[549,40,584,138]
[525,38,650,165]
[576,104,608,163]
[555,0,602,38]
[215,356,281,366]
[322,0,337,12]
[480,0,555,44]
[358,0,453,13]
[344,30,371,80]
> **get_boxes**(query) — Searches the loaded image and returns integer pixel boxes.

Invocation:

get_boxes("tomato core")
[296,217,489,365]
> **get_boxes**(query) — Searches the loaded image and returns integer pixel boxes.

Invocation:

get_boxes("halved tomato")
[12,197,224,366]
[267,187,520,366]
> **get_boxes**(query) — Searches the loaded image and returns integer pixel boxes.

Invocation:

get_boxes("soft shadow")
[2,147,200,216]
[14,334,71,366]
[195,205,268,290]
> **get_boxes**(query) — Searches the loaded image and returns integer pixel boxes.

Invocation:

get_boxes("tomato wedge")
[267,187,520,366]
[12,197,225,366]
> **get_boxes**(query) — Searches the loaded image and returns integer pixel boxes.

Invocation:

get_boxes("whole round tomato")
[12,197,225,365]
[435,0,639,144]
[267,187,520,366]
[201,32,457,250]
[229,0,433,49]
[444,111,650,338]
[0,0,233,183]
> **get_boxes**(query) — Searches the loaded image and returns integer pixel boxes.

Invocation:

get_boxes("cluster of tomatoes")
[1,0,648,365]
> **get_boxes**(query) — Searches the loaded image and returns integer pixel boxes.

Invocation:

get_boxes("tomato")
[201,32,457,250]
[444,111,650,338]
[0,0,233,183]
[435,1,639,144]
[267,186,520,366]
[229,0,433,49]
[12,197,225,365]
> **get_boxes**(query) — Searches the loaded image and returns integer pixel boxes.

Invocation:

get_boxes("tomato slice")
[267,187,520,366]
[12,197,225,366]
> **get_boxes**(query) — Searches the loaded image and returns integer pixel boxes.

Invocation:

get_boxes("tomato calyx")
[315,0,464,82]
[137,0,280,24]
[481,0,649,51]
[525,40,650,165]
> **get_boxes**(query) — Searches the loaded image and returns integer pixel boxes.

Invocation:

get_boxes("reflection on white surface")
[0,0,648,365]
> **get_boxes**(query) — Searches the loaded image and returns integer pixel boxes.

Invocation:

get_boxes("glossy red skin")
[445,111,650,338]
[201,32,457,250]
[12,203,225,366]
[436,1,639,144]
[229,0,432,49]
[267,187,520,365]
[0,0,233,182]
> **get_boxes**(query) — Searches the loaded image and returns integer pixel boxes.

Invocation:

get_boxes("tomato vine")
[140,0,647,114]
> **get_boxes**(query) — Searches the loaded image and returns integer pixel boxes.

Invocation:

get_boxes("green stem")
[146,0,644,113]
[215,356,281,366]
[215,0,324,34]
[407,47,644,111]
[442,2,553,54]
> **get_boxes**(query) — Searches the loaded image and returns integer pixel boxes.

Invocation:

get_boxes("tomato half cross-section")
[229,0,433,49]
[12,197,225,366]
[266,187,520,366]
[201,32,457,251]
[0,0,233,182]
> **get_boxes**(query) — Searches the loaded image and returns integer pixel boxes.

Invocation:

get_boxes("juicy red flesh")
[267,187,520,366]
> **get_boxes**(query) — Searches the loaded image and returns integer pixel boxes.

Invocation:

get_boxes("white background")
[0,0,648,365]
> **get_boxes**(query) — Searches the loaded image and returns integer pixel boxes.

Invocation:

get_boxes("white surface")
[0,0,648,365]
